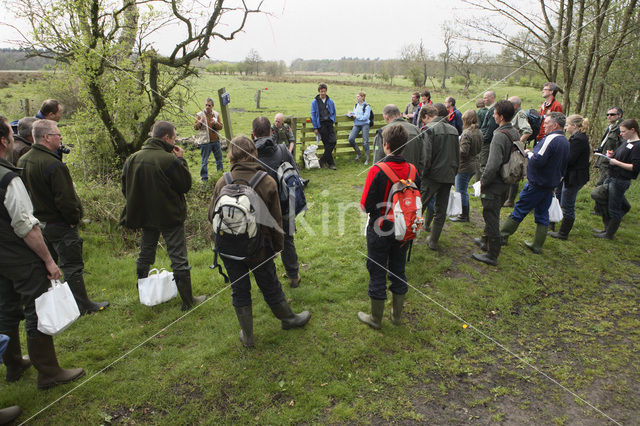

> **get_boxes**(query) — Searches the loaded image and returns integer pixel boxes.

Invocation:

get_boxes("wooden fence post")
[24,99,30,116]
[255,90,261,109]
[217,87,233,146]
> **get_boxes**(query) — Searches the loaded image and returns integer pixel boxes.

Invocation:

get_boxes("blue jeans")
[510,182,554,226]
[455,172,475,207]
[348,124,370,153]
[606,177,631,220]
[200,141,223,181]
[555,181,584,220]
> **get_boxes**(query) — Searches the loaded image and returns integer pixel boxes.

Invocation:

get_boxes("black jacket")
[564,132,590,187]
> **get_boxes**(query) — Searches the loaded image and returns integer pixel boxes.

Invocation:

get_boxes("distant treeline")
[0,48,55,70]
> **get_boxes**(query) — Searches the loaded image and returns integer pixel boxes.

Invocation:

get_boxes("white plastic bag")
[446,190,462,216]
[35,280,80,335]
[303,144,321,169]
[138,268,178,307]
[548,196,563,223]
[472,181,482,197]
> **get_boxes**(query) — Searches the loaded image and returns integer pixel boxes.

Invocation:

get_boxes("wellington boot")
[364,151,370,166]
[234,305,254,348]
[471,237,501,266]
[424,208,434,232]
[66,277,109,315]
[473,236,487,252]
[449,205,469,222]
[357,298,385,330]
[548,217,574,240]
[499,217,520,245]
[0,405,21,424]
[426,221,443,250]
[594,217,621,239]
[353,145,361,162]
[288,274,301,288]
[390,293,405,326]
[524,224,548,254]
[1,330,31,382]
[174,270,206,311]
[269,300,310,330]
[26,335,85,390]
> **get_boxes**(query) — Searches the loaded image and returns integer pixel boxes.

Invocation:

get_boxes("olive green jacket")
[120,138,192,229]
[481,123,520,198]
[421,117,460,185]
[17,143,83,225]
[373,118,426,173]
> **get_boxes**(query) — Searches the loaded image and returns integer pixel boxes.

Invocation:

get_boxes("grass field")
[0,73,638,424]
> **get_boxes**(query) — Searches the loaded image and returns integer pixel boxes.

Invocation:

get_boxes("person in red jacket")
[358,124,421,330]
[536,82,563,145]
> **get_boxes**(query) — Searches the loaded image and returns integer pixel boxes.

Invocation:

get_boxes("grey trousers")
[137,225,190,273]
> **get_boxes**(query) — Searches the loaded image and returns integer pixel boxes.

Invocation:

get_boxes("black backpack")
[355,102,374,127]
[276,145,307,217]
[525,109,542,142]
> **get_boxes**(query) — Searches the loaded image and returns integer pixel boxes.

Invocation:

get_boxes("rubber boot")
[449,204,469,222]
[136,264,150,280]
[524,224,548,254]
[424,208,434,232]
[503,183,517,207]
[548,217,574,240]
[473,236,487,252]
[472,236,501,266]
[594,217,621,239]
[364,149,370,166]
[357,298,385,330]
[66,277,109,315]
[234,305,254,347]
[288,274,301,288]
[426,221,443,250]
[0,406,21,424]
[390,293,405,326]
[1,329,31,382]
[353,144,361,162]
[269,300,310,330]
[593,214,610,234]
[26,335,85,390]
[500,217,520,246]
[174,270,206,311]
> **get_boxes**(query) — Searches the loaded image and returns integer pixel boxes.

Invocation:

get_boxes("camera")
[56,143,71,158]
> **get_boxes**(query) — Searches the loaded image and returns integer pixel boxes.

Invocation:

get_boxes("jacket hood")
[254,136,277,153]
[143,137,175,153]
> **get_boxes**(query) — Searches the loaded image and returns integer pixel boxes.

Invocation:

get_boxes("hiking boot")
[524,224,548,254]
[357,298,385,329]
[1,329,31,382]
[473,236,487,252]
[329,164,337,170]
[269,300,310,330]
[174,270,206,311]
[449,205,469,222]
[26,335,85,390]
[390,293,405,326]
[234,305,254,348]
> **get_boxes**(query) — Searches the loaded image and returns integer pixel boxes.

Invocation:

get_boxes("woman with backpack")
[347,91,372,165]
[450,110,483,223]
[209,135,310,347]
[548,114,590,240]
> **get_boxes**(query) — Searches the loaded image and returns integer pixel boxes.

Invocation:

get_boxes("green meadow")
[0,73,638,424]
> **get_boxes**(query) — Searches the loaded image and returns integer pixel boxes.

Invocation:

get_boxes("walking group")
[0,78,638,422]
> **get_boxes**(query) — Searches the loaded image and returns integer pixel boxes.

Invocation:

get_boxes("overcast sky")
[0,0,503,64]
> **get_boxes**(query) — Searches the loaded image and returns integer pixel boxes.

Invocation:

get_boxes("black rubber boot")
[473,236,488,252]
[1,329,31,382]
[472,236,501,266]
[0,406,21,424]
[357,298,385,330]
[174,270,206,311]
[525,224,548,254]
[66,277,109,315]
[26,335,85,390]
[449,205,469,222]
[594,217,621,239]
[234,305,254,347]
[548,217,574,240]
[390,293,405,326]
[136,264,150,280]
[269,300,311,330]
[424,208,434,232]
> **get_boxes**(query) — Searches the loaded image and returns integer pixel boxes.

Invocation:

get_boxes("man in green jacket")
[18,119,109,314]
[421,103,460,250]
[372,104,426,173]
[121,121,205,311]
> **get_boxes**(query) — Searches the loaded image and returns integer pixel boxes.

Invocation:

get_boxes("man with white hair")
[271,113,296,154]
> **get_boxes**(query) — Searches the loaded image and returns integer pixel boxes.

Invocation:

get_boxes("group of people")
[1,80,639,422]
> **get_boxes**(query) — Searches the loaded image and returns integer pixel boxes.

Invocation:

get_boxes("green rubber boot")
[390,293,405,326]
[357,298,385,329]
[524,224,548,254]
[500,217,520,245]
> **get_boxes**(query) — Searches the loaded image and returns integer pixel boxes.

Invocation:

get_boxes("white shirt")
[4,176,40,238]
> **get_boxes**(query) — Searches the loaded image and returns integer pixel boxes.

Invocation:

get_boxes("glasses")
[47,133,62,138]
[606,113,618,116]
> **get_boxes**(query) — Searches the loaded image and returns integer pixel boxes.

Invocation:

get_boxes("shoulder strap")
[223,172,234,185]
[0,171,18,191]
[406,163,417,182]
[376,162,400,184]
[248,170,268,189]
[496,128,516,142]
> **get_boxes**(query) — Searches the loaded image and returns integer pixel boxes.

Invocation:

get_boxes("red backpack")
[376,162,424,242]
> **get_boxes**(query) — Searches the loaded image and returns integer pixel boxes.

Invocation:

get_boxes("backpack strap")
[223,172,234,185]
[406,163,417,182]
[248,170,268,189]
[375,162,400,184]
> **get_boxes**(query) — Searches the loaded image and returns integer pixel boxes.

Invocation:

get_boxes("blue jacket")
[352,102,371,126]
[448,108,463,135]
[310,96,336,129]
[526,130,570,190]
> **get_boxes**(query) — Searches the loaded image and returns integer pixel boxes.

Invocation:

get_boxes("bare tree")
[440,24,454,89]
[245,49,263,75]
[10,0,263,160]
[453,47,483,91]
[400,40,431,87]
